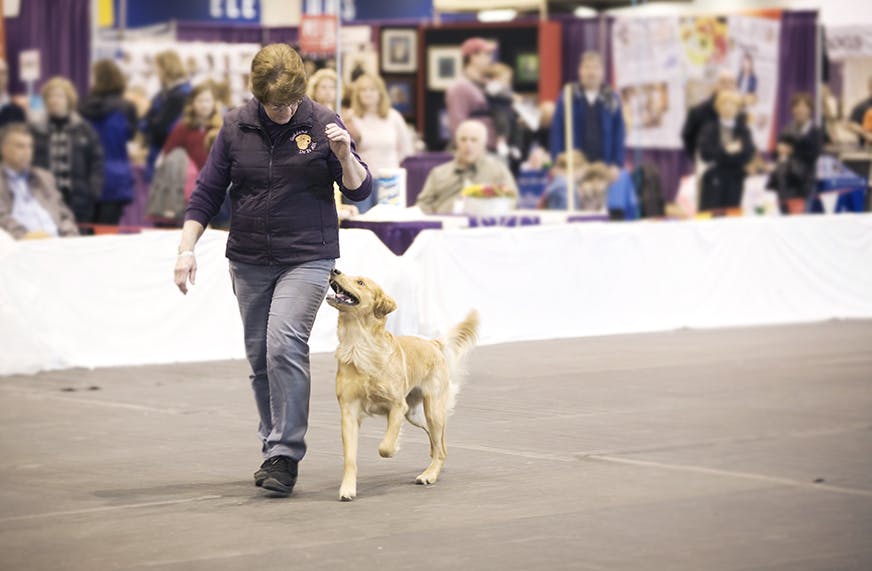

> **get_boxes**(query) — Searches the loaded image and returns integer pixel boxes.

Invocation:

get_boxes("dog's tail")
[441,310,479,411]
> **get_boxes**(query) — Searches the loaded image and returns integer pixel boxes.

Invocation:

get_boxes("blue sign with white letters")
[119,0,260,28]
[348,0,432,21]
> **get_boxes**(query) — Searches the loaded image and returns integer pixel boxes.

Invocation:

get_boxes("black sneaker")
[260,456,298,496]
[253,459,271,487]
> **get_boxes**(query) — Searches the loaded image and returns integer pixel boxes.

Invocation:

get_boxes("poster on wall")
[611,17,686,149]
[716,15,781,150]
[612,13,781,150]
[105,40,261,107]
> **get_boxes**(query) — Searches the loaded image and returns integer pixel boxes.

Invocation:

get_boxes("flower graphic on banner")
[680,17,729,66]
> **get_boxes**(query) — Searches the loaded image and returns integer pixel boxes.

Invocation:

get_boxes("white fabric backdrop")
[2,215,871,376]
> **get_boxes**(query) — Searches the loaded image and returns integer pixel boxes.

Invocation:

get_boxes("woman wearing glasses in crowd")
[172,43,372,498]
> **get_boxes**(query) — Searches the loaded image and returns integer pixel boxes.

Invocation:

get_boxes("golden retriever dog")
[325,269,479,501]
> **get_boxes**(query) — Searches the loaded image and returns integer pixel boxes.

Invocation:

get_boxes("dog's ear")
[373,290,397,318]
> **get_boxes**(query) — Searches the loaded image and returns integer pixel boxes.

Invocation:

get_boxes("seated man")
[416,119,517,214]
[0,123,79,239]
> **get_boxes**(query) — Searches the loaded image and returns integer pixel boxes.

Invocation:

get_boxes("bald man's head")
[454,120,488,166]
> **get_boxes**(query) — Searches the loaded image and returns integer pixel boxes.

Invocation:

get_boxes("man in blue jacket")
[549,51,625,170]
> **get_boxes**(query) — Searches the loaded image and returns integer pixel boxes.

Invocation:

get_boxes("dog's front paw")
[378,442,397,458]
[339,486,357,501]
[339,479,357,501]
[415,471,438,485]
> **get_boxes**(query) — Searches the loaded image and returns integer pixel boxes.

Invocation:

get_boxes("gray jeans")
[229,258,335,461]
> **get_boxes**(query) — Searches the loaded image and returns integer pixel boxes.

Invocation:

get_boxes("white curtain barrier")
[2,215,871,376]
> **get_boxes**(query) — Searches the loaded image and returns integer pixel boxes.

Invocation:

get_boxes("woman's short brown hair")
[41,76,78,110]
[250,44,307,107]
[90,59,126,96]
[350,73,391,118]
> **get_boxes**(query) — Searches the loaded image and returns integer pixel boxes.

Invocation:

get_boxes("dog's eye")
[356,280,364,286]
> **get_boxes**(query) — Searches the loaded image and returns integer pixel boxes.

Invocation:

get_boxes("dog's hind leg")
[378,401,408,458]
[339,401,362,501]
[416,391,449,485]
[404,388,429,434]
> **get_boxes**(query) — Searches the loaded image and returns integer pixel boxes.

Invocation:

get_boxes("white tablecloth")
[2,215,872,376]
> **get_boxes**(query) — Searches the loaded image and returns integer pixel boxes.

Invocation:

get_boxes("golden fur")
[326,270,479,501]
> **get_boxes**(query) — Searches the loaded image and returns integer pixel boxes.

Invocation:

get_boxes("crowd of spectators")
[1,35,871,241]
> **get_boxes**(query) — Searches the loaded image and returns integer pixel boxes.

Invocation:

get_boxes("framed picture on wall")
[427,46,462,91]
[381,28,417,73]
[342,46,379,84]
[384,76,416,119]
[515,52,539,84]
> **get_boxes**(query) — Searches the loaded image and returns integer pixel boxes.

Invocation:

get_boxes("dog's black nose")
[331,269,341,276]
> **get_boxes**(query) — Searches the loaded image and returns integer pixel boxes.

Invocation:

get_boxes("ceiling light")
[478,9,518,22]
[574,6,597,18]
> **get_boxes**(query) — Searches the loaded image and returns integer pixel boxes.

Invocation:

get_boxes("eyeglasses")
[263,99,302,113]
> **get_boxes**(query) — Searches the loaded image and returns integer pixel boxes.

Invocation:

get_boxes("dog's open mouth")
[327,280,359,306]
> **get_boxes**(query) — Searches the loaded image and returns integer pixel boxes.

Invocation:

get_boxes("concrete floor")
[1,320,871,570]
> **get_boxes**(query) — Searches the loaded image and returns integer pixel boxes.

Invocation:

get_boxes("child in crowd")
[483,63,523,172]
[540,150,639,216]
[539,150,605,212]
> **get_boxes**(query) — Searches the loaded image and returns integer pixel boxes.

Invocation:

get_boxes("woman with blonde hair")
[306,68,338,110]
[141,50,192,178]
[346,72,413,213]
[698,89,755,210]
[173,44,371,497]
[31,76,104,224]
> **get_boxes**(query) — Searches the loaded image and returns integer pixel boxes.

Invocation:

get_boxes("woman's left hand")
[326,123,352,161]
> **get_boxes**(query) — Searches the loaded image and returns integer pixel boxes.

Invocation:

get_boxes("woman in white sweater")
[346,73,414,213]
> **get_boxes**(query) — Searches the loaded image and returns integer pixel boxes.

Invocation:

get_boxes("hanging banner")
[612,12,782,150]
[119,0,259,27]
[611,17,686,149]
[826,26,872,60]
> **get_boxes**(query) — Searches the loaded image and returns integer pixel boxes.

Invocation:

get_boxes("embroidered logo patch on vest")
[292,131,316,154]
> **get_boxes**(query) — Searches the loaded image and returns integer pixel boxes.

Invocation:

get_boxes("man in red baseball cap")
[445,37,498,149]
[461,38,497,59]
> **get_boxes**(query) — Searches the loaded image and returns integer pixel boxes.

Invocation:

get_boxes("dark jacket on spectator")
[681,94,748,158]
[0,100,26,127]
[550,85,625,167]
[141,81,192,176]
[185,97,372,266]
[31,113,105,222]
[80,93,138,204]
[698,119,755,210]
[767,123,823,201]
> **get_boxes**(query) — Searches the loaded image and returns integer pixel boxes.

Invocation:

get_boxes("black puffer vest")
[222,97,364,265]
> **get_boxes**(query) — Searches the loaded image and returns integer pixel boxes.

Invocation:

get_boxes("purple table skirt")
[567,214,611,223]
[341,219,443,256]
[342,213,610,256]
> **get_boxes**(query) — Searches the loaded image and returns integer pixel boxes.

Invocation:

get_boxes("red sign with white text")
[299,14,337,55]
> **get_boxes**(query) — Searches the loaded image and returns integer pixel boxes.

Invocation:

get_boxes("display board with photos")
[612,13,783,150]
[99,39,261,108]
